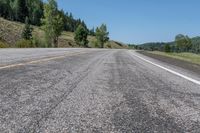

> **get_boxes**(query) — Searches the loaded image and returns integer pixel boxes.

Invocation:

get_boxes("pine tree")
[15,0,28,22]
[27,0,44,25]
[22,17,33,40]
[74,25,88,47]
[89,27,95,36]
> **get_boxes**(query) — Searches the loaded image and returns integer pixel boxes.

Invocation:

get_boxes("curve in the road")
[129,51,200,86]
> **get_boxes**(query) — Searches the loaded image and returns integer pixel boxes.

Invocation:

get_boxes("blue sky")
[57,0,200,44]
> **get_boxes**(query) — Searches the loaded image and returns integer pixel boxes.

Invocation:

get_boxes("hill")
[0,18,127,49]
[138,37,200,54]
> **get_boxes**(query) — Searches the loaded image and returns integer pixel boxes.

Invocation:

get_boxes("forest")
[0,0,92,34]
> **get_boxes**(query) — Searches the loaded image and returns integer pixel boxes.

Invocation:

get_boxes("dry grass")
[0,17,127,48]
[0,39,9,48]
[149,51,200,65]
[0,18,23,45]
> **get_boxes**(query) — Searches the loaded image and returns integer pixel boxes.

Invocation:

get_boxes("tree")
[15,0,28,22]
[95,24,109,48]
[27,0,44,25]
[42,0,64,47]
[175,34,192,52]
[74,25,88,47]
[164,44,171,53]
[89,27,95,36]
[191,37,200,54]
[0,0,44,25]
[22,17,33,40]
[0,0,16,20]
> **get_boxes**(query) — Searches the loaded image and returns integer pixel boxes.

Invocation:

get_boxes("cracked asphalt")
[0,48,200,133]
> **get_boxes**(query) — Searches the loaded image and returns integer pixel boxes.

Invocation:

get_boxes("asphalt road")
[0,48,200,133]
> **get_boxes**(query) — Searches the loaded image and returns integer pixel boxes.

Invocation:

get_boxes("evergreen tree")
[15,0,28,22]
[22,17,33,40]
[27,0,44,25]
[74,25,88,47]
[89,27,95,36]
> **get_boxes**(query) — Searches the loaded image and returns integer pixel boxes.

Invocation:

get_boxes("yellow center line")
[0,51,89,70]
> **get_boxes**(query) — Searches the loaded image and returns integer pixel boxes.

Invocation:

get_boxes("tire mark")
[18,51,112,133]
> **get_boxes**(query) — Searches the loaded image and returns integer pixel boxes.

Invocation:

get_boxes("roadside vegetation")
[74,25,89,47]
[0,0,126,49]
[148,51,200,65]
[0,39,8,48]
[128,33,200,64]
[129,34,200,65]
[131,34,200,54]
[95,24,109,48]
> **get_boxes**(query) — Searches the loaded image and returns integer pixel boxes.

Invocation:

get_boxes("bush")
[94,41,100,48]
[106,43,112,48]
[16,39,35,48]
[89,40,100,48]
[164,44,171,53]
[32,35,47,48]
[0,41,9,48]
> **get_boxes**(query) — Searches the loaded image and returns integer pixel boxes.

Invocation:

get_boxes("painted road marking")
[0,51,88,70]
[129,51,200,86]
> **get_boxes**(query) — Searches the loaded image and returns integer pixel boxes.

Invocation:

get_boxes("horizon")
[56,0,200,44]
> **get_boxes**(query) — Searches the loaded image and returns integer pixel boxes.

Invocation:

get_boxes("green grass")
[149,51,200,65]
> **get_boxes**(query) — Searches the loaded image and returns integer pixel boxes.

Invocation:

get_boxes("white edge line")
[129,51,200,86]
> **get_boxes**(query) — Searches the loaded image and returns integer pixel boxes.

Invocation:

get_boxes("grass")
[0,40,9,48]
[0,17,127,49]
[0,17,23,45]
[149,51,200,65]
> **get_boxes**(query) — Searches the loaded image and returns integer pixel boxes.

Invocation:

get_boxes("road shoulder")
[137,51,200,76]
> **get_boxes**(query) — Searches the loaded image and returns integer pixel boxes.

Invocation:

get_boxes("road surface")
[0,48,200,133]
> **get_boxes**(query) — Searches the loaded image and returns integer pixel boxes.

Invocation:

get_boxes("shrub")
[106,43,112,48]
[0,41,9,48]
[32,35,47,48]
[94,42,99,48]
[22,17,33,40]
[164,44,171,53]
[16,39,35,48]
[89,40,99,48]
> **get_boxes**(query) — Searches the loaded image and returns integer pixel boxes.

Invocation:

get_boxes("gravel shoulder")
[137,51,200,76]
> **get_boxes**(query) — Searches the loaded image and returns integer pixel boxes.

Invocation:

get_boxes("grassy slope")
[0,17,127,48]
[0,18,23,46]
[148,51,200,65]
[0,39,9,48]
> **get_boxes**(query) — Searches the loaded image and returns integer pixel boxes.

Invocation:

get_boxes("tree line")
[133,34,200,54]
[0,0,43,25]
[0,0,109,48]
[0,0,89,32]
